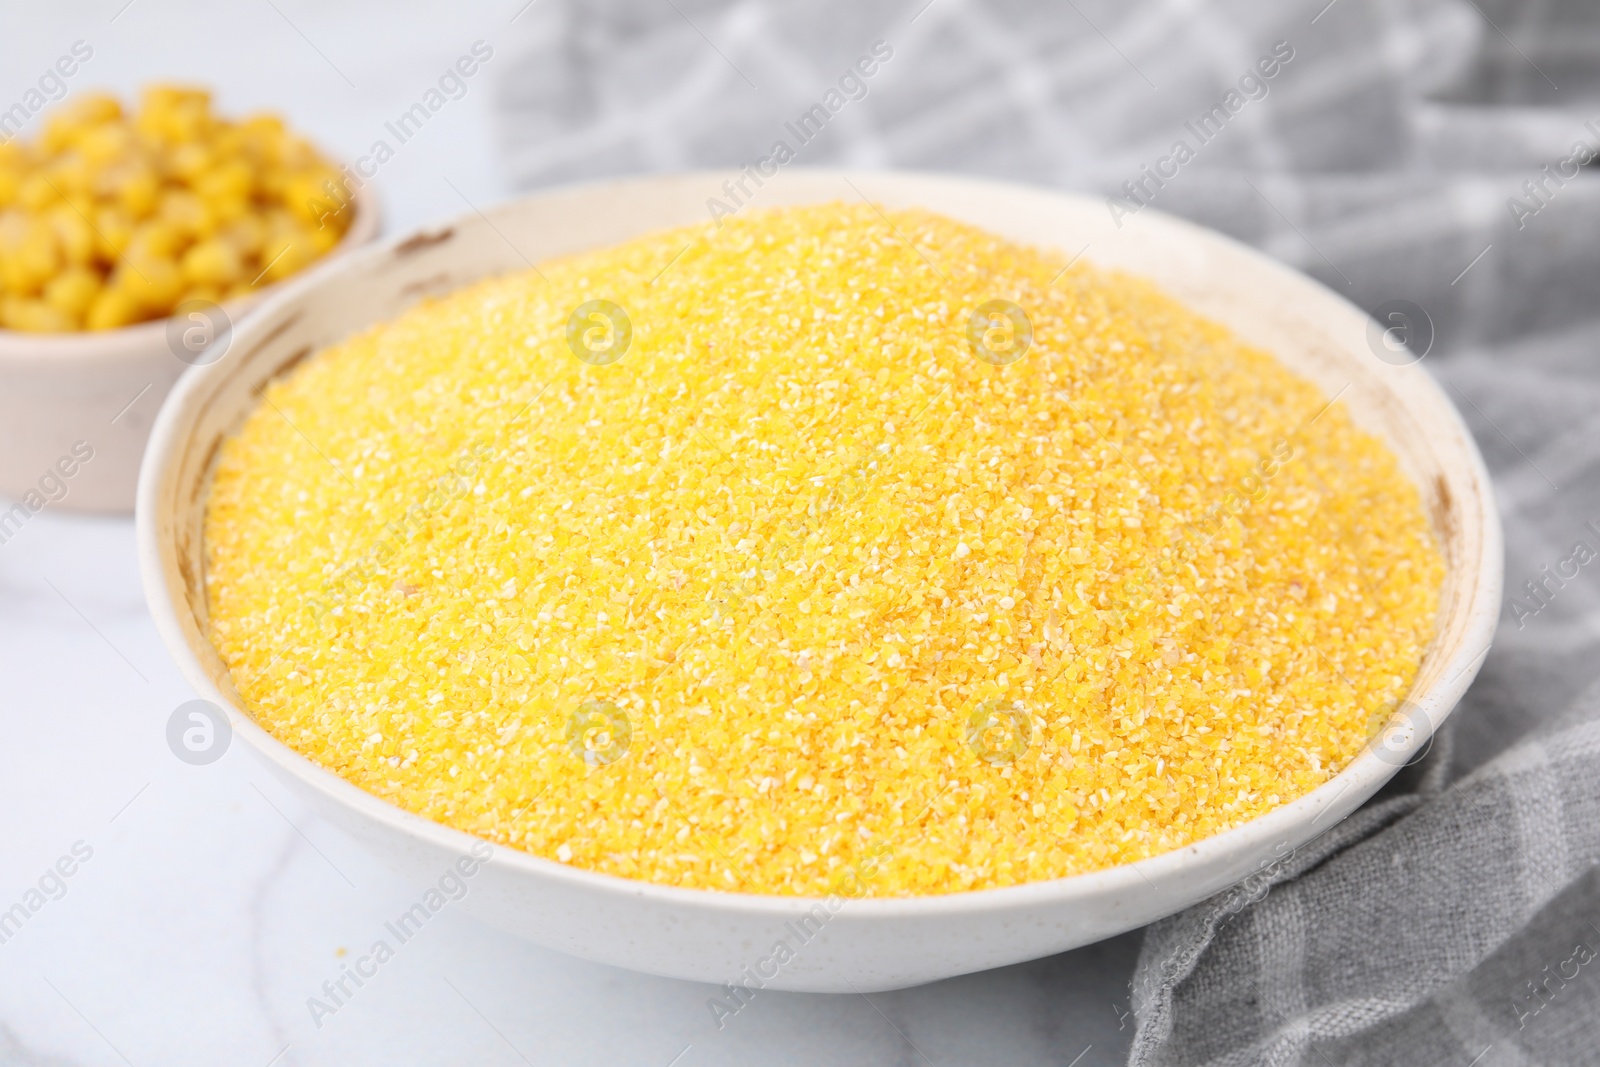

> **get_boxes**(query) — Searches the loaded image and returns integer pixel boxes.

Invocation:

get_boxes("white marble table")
[0,3,1138,1063]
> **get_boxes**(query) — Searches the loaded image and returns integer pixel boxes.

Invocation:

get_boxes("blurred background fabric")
[494,0,1600,1062]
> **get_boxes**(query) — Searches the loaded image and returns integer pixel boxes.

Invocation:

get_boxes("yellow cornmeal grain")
[204,203,1443,897]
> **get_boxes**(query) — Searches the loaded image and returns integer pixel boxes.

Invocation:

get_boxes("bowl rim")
[137,167,1503,919]
[0,180,380,363]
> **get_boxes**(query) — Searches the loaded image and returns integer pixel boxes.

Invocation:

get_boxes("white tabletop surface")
[0,3,1138,1063]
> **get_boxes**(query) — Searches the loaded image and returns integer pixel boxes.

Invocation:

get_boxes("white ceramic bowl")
[137,170,1501,993]
[0,184,378,513]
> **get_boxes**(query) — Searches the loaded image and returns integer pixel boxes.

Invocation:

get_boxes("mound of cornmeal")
[204,203,1443,896]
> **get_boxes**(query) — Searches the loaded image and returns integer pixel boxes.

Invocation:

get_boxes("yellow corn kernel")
[304,222,341,255]
[93,206,135,262]
[17,172,64,212]
[47,205,96,266]
[261,207,296,235]
[240,112,285,137]
[321,202,352,238]
[284,171,347,229]
[210,124,245,154]
[63,92,123,127]
[40,100,120,155]
[194,159,253,203]
[136,101,210,144]
[142,84,212,114]
[49,155,98,198]
[114,166,161,219]
[180,237,242,287]
[114,254,182,312]
[236,113,286,161]
[274,135,322,171]
[43,266,102,319]
[76,123,135,165]
[0,210,27,249]
[157,188,213,239]
[39,122,74,154]
[83,285,142,330]
[219,215,266,259]
[167,142,213,184]
[254,166,287,200]
[0,221,60,294]
[206,194,250,227]
[126,219,185,261]
[257,233,315,283]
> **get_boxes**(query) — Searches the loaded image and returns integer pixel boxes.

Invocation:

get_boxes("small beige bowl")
[138,170,1501,992]
[0,184,378,513]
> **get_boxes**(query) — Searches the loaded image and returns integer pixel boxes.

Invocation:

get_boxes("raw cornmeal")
[204,203,1444,897]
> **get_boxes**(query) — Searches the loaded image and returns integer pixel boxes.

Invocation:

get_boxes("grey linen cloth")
[491,0,1600,1061]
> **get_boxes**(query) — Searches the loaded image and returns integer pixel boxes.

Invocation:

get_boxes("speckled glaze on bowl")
[136,170,1500,993]
[0,183,378,514]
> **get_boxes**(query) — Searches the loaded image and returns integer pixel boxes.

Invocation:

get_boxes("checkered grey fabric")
[493,0,1600,1062]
